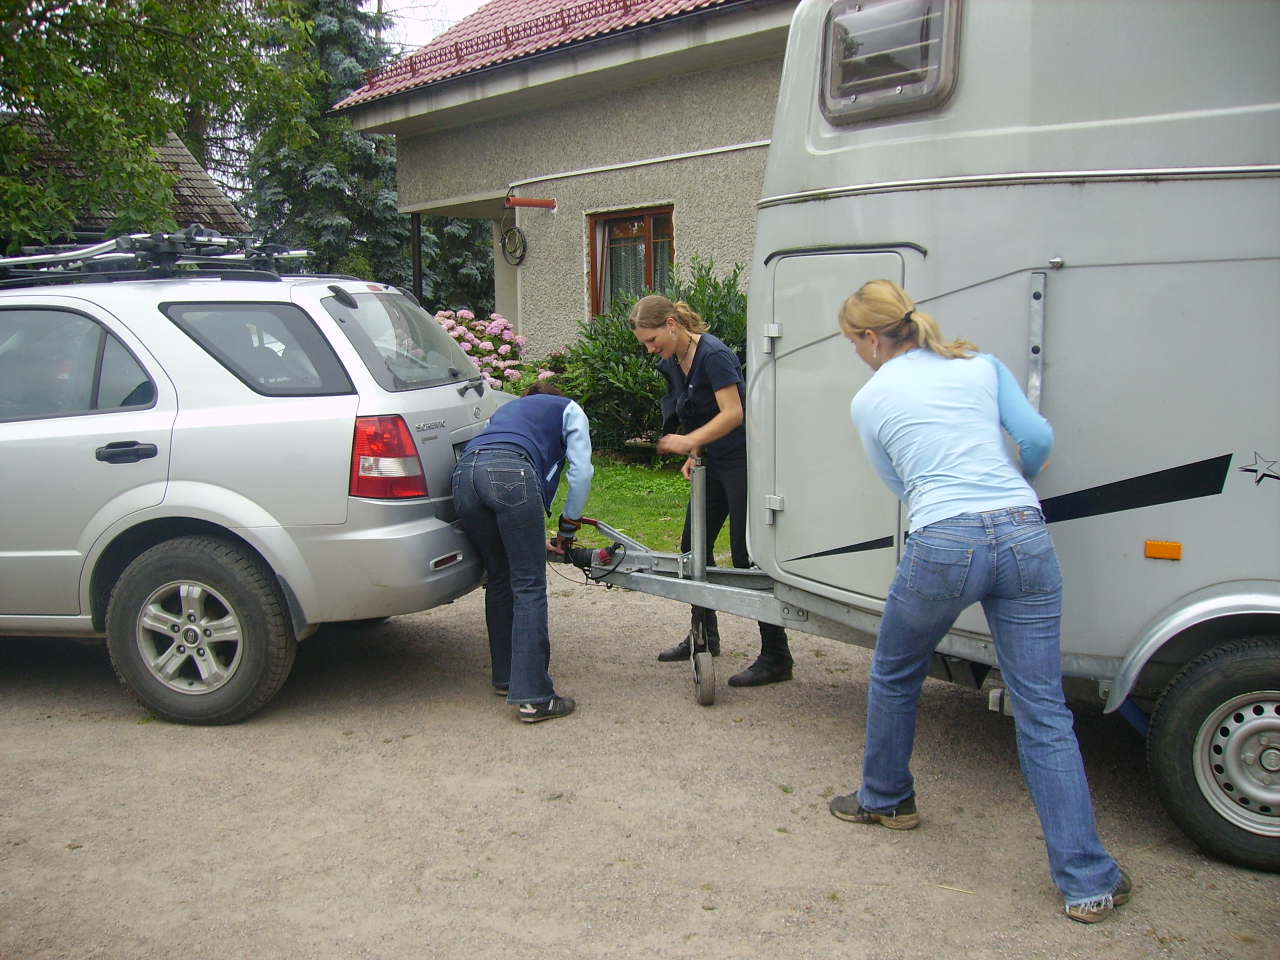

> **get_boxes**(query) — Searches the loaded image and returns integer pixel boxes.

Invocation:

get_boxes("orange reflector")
[1145,540,1182,561]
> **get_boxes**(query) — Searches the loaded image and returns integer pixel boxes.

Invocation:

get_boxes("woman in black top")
[630,294,793,686]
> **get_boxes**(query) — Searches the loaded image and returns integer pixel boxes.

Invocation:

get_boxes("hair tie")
[901,310,914,324]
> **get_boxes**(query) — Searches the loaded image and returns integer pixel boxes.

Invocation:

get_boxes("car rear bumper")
[280,510,482,623]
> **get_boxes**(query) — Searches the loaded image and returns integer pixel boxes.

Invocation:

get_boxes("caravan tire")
[1147,636,1280,873]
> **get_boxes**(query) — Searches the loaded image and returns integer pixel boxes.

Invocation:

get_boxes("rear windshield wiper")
[457,372,486,397]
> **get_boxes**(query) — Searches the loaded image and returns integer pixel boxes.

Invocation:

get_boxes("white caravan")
[743,0,1279,871]
[582,0,1278,874]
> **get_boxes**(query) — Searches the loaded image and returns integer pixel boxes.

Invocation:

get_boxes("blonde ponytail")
[838,279,976,359]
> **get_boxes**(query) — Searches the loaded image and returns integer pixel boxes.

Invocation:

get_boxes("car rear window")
[321,291,480,392]
[164,302,354,396]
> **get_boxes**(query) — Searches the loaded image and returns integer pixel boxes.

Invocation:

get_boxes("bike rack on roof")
[0,226,311,289]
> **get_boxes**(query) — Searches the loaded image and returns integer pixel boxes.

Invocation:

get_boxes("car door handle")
[95,441,159,464]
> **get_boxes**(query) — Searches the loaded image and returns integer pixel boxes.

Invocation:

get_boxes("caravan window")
[821,0,961,125]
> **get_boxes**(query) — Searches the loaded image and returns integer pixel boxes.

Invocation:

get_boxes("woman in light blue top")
[830,279,1130,923]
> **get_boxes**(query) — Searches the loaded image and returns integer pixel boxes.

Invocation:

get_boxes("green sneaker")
[828,793,920,830]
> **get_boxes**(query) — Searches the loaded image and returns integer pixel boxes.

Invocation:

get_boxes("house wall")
[397,55,783,354]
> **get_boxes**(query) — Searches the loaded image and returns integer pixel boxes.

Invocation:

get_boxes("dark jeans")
[450,447,556,705]
[680,453,789,659]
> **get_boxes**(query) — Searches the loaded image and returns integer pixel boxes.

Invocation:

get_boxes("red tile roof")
[335,0,759,111]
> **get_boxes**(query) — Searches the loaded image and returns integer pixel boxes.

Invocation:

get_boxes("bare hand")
[657,433,695,456]
[681,456,696,481]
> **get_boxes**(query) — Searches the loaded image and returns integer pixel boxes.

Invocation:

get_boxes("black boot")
[656,636,692,662]
[657,607,721,661]
[728,623,792,686]
[698,608,722,657]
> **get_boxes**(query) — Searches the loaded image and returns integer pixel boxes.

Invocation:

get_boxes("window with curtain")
[588,206,674,316]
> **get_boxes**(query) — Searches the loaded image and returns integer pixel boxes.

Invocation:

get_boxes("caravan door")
[767,251,903,605]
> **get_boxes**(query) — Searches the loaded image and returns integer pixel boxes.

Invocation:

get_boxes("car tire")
[1147,635,1280,872]
[106,536,297,725]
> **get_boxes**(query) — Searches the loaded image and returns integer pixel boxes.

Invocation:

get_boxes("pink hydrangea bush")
[434,308,551,392]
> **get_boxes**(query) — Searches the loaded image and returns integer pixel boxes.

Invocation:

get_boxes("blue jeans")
[450,447,556,705]
[858,507,1120,904]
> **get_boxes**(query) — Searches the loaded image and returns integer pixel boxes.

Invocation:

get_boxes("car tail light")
[350,415,428,499]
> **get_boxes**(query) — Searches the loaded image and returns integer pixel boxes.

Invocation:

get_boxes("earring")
[873,341,879,362]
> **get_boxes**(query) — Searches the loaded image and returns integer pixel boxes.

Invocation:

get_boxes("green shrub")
[664,255,747,362]
[557,255,748,452]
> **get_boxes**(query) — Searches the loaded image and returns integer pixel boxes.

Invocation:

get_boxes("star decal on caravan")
[1238,452,1280,487]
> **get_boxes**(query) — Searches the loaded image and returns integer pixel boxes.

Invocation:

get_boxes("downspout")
[411,212,422,303]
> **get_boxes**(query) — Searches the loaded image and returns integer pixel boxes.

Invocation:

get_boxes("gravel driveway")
[2,579,1276,959]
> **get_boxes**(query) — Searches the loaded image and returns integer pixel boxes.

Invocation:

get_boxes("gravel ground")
[2,579,1277,960]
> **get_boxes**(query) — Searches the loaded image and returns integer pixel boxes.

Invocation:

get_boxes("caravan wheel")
[1147,636,1280,872]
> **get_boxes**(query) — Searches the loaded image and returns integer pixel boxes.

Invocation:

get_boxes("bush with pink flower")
[434,308,554,392]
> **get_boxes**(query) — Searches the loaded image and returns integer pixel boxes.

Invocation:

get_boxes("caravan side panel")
[747,0,1280,671]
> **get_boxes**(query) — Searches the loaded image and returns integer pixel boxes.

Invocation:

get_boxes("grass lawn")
[550,455,732,557]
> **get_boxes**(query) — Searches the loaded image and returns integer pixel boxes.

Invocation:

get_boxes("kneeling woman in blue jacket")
[450,382,593,723]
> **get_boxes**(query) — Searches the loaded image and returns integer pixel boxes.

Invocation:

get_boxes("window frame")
[587,205,675,316]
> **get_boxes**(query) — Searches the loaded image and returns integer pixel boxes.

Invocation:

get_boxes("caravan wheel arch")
[1104,581,1280,713]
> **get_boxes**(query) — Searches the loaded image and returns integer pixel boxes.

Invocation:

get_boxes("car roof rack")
[0,225,312,290]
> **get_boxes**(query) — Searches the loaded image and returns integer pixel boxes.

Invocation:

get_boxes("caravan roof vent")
[821,0,961,125]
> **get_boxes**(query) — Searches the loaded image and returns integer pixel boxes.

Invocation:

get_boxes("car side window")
[164,301,354,396]
[0,308,154,421]
[98,334,156,408]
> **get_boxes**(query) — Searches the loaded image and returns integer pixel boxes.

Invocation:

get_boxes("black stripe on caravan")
[788,535,895,562]
[782,455,1230,562]
[1040,454,1233,524]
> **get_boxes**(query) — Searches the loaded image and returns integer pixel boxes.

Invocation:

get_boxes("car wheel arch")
[89,518,307,637]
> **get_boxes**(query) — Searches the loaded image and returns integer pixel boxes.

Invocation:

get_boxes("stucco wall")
[512,148,768,351]
[398,56,783,355]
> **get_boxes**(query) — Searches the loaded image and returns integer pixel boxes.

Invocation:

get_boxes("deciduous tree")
[0,0,314,249]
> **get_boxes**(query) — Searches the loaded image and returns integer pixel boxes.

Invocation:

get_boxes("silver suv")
[0,232,506,723]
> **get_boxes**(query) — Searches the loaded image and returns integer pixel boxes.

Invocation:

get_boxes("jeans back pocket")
[905,539,974,600]
[486,466,531,507]
[1011,530,1063,595]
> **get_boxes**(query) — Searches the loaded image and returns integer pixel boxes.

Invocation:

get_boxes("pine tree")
[245,0,406,282]
[243,0,493,307]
